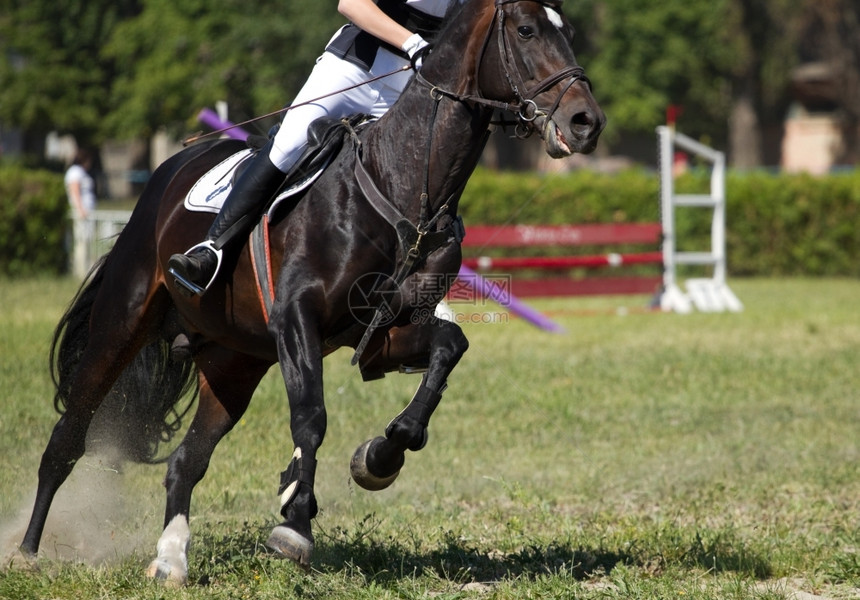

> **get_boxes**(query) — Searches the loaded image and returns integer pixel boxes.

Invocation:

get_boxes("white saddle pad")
[183,148,325,218]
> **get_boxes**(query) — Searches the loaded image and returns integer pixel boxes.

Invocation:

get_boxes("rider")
[169,0,458,296]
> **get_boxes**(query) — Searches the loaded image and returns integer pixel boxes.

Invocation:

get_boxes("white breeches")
[268,48,413,173]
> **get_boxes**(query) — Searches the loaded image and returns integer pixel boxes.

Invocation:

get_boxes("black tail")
[50,256,198,463]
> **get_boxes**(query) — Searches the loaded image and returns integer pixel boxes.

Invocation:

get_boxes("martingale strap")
[352,153,462,365]
[349,96,465,366]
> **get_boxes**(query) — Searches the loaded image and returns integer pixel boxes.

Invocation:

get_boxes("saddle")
[184,114,372,216]
[244,114,371,205]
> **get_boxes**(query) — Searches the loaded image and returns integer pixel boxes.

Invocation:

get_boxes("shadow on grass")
[314,536,626,583]
[190,521,773,587]
[312,529,773,584]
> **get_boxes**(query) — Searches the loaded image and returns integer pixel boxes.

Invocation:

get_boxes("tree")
[3,0,854,168]
[565,1,733,143]
[723,0,805,168]
[0,0,142,149]
[0,0,342,149]
[802,0,860,163]
[102,0,342,140]
[564,0,807,167]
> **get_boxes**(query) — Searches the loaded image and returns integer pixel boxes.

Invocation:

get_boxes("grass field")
[0,277,858,599]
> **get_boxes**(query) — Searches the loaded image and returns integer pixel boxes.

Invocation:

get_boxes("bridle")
[417,0,591,139]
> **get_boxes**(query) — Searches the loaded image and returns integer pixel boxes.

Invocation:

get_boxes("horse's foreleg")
[351,318,468,490]
[146,348,268,586]
[265,308,326,569]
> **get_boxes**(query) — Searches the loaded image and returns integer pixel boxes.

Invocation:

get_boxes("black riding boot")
[168,148,286,296]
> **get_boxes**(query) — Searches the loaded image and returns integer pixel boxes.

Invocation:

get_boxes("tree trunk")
[728,81,763,168]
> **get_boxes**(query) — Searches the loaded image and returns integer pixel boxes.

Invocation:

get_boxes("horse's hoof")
[350,437,402,491]
[8,549,39,572]
[266,525,313,570]
[145,557,188,587]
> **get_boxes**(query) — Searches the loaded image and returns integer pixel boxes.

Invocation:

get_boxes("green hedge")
[1,164,859,278]
[459,167,860,277]
[0,166,68,276]
[725,171,860,276]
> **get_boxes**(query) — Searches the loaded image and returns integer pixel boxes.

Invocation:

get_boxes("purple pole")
[197,108,250,141]
[458,265,565,333]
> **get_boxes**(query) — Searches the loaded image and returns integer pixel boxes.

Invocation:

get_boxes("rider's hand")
[401,33,429,69]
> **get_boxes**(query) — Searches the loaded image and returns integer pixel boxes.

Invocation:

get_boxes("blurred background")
[0,0,858,278]
[2,1,858,184]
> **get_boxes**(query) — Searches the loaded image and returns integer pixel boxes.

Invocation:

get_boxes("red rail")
[462,223,662,248]
[462,251,663,271]
[458,223,663,298]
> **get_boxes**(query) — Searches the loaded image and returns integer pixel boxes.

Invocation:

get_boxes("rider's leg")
[168,53,385,296]
[167,142,288,296]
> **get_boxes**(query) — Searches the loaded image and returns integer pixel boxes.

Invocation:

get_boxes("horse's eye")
[517,26,534,39]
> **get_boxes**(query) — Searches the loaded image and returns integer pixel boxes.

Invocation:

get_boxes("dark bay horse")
[20,0,604,584]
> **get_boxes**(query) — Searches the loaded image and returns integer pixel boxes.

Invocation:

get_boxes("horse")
[20,0,604,585]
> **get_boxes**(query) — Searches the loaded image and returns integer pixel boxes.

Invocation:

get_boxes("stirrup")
[168,241,223,296]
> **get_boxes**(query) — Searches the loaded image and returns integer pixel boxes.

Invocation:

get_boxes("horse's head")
[468,0,606,156]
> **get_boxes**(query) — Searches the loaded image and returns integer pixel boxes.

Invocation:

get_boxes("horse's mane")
[423,0,497,96]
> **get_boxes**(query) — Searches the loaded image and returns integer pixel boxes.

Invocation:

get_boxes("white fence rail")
[69,209,133,278]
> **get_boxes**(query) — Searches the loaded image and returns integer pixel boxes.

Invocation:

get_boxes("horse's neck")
[366,82,492,222]
[360,1,493,221]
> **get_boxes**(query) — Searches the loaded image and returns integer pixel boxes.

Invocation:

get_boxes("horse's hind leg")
[351,318,468,490]
[20,275,168,557]
[146,347,269,586]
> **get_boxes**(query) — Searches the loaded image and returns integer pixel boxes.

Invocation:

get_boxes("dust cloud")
[1,452,160,568]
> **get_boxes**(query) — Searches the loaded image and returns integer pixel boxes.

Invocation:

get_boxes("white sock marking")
[156,514,190,562]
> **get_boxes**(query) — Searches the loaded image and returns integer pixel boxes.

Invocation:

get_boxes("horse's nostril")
[572,112,594,129]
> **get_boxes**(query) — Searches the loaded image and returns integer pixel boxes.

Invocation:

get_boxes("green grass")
[1,277,858,599]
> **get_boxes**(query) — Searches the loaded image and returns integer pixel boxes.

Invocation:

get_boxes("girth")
[353,156,460,264]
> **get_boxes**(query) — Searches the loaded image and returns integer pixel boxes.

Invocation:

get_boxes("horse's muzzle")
[569,104,606,155]
[539,106,605,158]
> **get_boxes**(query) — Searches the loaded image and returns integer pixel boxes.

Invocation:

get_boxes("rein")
[182,65,412,146]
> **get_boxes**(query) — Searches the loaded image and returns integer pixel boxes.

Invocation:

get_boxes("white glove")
[401,33,429,69]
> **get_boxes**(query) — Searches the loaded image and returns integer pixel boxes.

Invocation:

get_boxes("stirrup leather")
[168,240,224,296]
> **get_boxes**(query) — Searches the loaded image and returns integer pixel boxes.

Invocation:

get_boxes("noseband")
[418,0,591,137]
